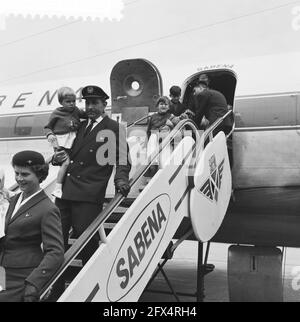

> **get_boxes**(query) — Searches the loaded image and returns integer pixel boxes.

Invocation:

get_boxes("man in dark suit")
[190,74,232,134]
[55,85,131,264]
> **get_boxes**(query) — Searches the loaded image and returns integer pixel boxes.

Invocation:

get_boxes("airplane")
[1,50,300,301]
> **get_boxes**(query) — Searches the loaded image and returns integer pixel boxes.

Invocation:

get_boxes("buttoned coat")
[0,190,64,298]
[62,115,131,203]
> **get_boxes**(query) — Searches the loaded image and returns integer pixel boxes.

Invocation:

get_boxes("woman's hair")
[57,87,76,104]
[155,96,170,107]
[12,163,49,184]
[30,164,49,183]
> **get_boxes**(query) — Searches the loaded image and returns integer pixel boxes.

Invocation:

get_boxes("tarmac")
[140,241,300,302]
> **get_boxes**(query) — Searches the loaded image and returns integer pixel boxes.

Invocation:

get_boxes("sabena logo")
[0,0,124,30]
[106,194,171,302]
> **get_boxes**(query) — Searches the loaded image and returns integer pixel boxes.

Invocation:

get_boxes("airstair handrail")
[39,119,202,300]
[203,110,233,143]
[39,190,126,300]
[127,114,150,128]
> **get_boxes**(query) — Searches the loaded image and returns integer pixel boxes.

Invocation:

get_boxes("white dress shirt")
[86,115,104,132]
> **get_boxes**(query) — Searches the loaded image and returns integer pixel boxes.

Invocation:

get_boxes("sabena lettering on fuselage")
[0,88,83,109]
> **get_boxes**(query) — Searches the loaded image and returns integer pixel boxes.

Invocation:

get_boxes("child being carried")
[44,87,87,198]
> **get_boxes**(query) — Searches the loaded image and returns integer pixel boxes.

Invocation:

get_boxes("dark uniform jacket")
[191,89,231,127]
[0,190,64,292]
[62,115,131,204]
[169,101,186,117]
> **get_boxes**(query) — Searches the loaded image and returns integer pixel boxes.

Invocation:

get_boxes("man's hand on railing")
[23,283,39,302]
[180,109,195,120]
[200,117,209,130]
[115,179,131,197]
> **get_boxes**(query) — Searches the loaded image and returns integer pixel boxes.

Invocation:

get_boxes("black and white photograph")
[0,0,300,304]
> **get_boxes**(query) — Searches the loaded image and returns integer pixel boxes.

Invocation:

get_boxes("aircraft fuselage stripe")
[235,125,300,132]
[0,136,45,142]
[175,186,190,212]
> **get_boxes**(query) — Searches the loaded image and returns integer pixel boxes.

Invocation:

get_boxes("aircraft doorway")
[182,70,237,165]
[182,70,237,109]
[182,70,237,134]
[110,58,163,125]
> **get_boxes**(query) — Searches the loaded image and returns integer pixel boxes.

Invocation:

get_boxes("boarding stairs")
[8,112,233,302]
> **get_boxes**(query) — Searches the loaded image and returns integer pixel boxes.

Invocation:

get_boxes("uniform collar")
[87,114,105,126]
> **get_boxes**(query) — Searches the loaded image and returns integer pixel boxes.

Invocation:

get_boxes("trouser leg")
[70,201,103,265]
[48,198,72,301]
[55,198,72,251]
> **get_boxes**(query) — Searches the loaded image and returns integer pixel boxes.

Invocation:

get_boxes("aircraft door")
[110,59,163,124]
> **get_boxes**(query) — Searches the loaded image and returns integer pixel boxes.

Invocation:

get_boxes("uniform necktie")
[84,119,96,137]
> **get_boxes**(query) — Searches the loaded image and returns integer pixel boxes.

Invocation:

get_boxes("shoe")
[52,189,63,199]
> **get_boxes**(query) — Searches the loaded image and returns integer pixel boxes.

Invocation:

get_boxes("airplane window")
[235,95,297,127]
[15,115,34,136]
[0,116,13,138]
[131,81,140,91]
[0,112,52,139]
[31,113,51,136]
[124,75,143,97]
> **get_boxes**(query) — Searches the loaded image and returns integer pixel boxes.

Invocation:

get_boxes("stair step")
[120,198,135,207]
[103,223,116,229]
[68,238,76,245]
[111,206,128,214]
[70,259,83,268]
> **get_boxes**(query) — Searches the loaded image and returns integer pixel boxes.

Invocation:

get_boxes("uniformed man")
[55,85,131,264]
[190,74,232,134]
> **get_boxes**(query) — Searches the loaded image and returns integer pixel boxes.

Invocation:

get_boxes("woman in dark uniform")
[0,151,64,302]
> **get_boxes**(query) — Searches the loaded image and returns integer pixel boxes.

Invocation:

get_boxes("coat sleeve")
[146,116,153,138]
[77,108,88,119]
[25,205,64,292]
[193,92,210,127]
[44,112,58,138]
[114,123,131,186]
